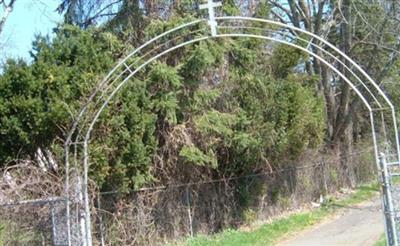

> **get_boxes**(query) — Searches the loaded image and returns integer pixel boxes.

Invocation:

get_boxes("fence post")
[97,193,105,246]
[185,186,193,237]
[51,203,57,246]
[379,153,398,246]
[321,157,328,195]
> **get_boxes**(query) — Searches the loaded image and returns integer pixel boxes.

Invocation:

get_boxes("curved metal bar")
[65,19,205,154]
[83,34,374,146]
[64,16,400,246]
[79,24,385,144]
[216,16,394,109]
[68,29,204,161]
[80,28,209,128]
[75,18,396,155]
[217,25,383,109]
[90,26,384,120]
[63,19,205,243]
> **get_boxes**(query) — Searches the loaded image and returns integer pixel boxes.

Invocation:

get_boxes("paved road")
[279,197,384,246]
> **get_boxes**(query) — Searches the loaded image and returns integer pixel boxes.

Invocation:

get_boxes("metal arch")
[70,25,393,151]
[64,16,398,149]
[64,16,400,246]
[73,26,385,141]
[64,18,393,142]
[71,24,394,246]
[88,26,385,114]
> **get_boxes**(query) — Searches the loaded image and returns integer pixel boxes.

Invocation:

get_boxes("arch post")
[380,153,398,246]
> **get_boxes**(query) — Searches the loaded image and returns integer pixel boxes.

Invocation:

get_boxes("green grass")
[179,183,379,246]
[333,184,379,207]
[374,234,386,246]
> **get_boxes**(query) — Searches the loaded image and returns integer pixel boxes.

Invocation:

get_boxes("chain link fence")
[0,198,68,245]
[92,148,376,245]
[0,148,376,245]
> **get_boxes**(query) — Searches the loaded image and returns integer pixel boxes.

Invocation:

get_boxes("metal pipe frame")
[63,16,400,246]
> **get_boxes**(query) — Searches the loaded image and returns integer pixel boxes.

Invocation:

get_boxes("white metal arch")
[64,14,400,246]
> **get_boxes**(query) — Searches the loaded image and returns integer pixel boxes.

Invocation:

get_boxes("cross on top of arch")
[199,0,222,36]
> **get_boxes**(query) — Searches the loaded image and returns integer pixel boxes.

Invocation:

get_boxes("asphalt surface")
[279,197,384,246]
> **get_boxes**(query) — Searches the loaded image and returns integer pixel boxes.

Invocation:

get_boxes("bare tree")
[57,0,124,27]
[268,0,400,140]
[265,0,400,186]
[0,0,16,36]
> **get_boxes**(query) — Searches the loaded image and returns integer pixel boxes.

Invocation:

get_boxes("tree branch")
[0,0,16,36]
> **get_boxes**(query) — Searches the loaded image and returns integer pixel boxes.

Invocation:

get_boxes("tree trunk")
[336,0,355,187]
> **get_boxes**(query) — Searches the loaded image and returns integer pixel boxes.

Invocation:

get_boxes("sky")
[1,0,62,61]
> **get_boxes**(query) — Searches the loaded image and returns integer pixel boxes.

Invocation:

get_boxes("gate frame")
[64,2,400,245]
